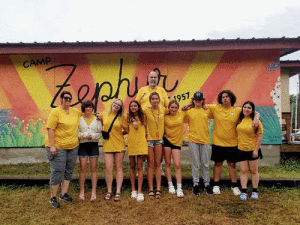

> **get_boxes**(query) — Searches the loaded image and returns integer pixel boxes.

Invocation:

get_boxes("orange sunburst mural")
[0,50,281,147]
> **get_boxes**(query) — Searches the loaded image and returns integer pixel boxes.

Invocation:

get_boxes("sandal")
[104,192,112,200]
[90,194,97,201]
[156,190,161,199]
[114,193,121,202]
[148,190,155,200]
[79,193,85,201]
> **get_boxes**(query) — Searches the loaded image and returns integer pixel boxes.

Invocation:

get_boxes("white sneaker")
[168,186,176,194]
[137,193,144,202]
[250,192,259,200]
[177,189,184,198]
[131,191,138,198]
[231,187,241,196]
[213,186,221,195]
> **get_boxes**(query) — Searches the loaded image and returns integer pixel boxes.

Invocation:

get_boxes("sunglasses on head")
[63,96,72,101]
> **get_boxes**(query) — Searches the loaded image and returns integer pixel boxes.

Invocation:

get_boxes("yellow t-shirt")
[124,115,148,156]
[44,107,81,149]
[185,108,213,144]
[84,115,95,126]
[164,111,186,147]
[136,86,169,109]
[143,107,168,141]
[102,112,126,152]
[237,118,263,151]
[209,104,242,147]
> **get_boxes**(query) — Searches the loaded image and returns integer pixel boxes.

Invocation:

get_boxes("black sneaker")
[59,193,73,202]
[204,185,213,196]
[50,197,60,208]
[193,185,200,196]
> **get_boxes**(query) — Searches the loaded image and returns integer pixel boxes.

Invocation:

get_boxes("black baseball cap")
[193,92,204,100]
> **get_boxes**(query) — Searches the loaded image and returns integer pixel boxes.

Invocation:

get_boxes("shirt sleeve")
[162,90,169,108]
[46,109,59,130]
[257,121,263,134]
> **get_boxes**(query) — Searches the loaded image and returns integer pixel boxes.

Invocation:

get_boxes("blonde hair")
[109,98,124,119]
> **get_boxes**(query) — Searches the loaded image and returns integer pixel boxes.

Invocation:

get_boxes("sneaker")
[193,185,200,196]
[131,191,138,199]
[239,193,248,201]
[168,186,176,194]
[204,185,213,196]
[231,187,241,196]
[59,193,73,202]
[137,193,144,202]
[50,197,60,208]
[177,189,184,198]
[213,186,221,195]
[250,192,259,200]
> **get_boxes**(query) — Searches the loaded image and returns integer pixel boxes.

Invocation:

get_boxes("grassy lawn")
[1,158,300,179]
[0,184,300,224]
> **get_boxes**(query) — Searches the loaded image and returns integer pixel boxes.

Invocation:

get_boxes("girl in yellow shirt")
[124,100,148,202]
[101,98,126,202]
[143,92,167,199]
[236,101,263,201]
[163,100,185,198]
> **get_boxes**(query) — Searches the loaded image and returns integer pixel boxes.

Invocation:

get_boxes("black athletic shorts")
[211,144,238,163]
[163,136,181,150]
[78,142,99,158]
[236,148,263,162]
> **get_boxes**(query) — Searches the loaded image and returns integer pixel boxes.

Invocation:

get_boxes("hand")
[252,119,259,128]
[86,135,92,140]
[133,120,139,130]
[202,104,208,110]
[252,150,258,158]
[95,113,102,121]
[50,146,57,156]
[182,104,192,111]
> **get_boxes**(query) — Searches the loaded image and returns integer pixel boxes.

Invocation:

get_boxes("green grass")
[0,184,300,224]
[1,158,300,179]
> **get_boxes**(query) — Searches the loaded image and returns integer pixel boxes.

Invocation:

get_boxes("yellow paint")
[10,55,53,118]
[173,51,224,106]
[87,53,139,110]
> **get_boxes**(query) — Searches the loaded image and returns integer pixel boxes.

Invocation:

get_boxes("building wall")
[0,50,282,147]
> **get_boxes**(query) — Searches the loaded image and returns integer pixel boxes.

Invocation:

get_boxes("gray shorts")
[147,139,163,148]
[46,146,79,185]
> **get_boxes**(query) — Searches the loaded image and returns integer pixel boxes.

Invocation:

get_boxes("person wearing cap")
[44,91,82,208]
[184,91,214,196]
[208,90,259,196]
[136,70,169,109]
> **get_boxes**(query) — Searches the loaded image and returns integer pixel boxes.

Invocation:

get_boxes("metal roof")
[281,60,300,77]
[1,37,300,56]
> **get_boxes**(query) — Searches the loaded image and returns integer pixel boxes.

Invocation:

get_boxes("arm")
[253,133,263,158]
[91,121,103,140]
[48,128,56,156]
[252,112,260,128]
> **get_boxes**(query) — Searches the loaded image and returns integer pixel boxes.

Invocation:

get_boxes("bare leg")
[163,147,172,183]
[104,153,114,193]
[61,180,70,195]
[239,161,249,189]
[79,157,88,198]
[90,157,98,200]
[129,156,136,192]
[137,156,144,194]
[147,147,154,191]
[172,150,182,185]
[154,144,163,191]
[213,162,223,182]
[249,159,259,188]
[227,162,238,183]
[115,152,125,194]
[50,184,60,198]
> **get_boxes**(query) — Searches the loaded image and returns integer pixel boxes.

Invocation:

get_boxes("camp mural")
[0,50,282,147]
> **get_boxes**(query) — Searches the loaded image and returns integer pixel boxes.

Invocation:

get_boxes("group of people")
[44,70,263,209]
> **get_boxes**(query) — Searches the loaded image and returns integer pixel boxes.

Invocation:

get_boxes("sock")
[252,188,258,192]
[177,183,182,189]
[231,182,238,188]
[242,188,247,193]
[213,181,220,187]
[168,182,174,187]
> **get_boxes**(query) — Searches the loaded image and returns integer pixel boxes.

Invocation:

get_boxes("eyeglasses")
[63,96,72,101]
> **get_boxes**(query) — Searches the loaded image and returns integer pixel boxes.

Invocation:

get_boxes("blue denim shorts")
[147,139,163,148]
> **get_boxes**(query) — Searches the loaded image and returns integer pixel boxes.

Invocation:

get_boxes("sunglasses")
[63,96,72,101]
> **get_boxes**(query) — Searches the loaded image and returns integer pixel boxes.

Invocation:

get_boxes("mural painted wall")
[0,50,282,147]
